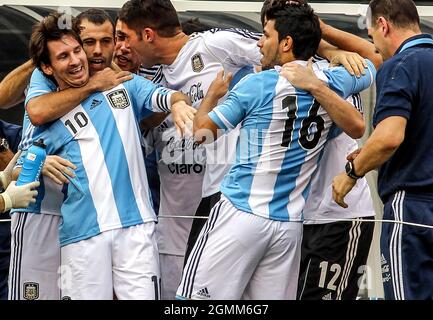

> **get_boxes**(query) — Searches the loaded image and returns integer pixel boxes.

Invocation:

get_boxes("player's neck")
[158,32,190,65]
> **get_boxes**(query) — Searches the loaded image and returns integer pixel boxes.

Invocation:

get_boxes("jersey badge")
[23,282,39,300]
[191,53,204,73]
[107,89,130,109]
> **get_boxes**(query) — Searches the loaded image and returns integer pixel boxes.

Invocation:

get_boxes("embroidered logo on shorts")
[23,282,39,300]
[107,89,130,109]
[196,287,211,298]
[191,53,204,73]
[321,292,332,300]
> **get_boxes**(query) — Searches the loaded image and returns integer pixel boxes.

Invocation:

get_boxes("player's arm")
[132,77,195,135]
[194,71,235,144]
[26,68,133,126]
[281,60,365,138]
[317,40,368,78]
[0,60,34,109]
[332,116,406,207]
[319,19,383,70]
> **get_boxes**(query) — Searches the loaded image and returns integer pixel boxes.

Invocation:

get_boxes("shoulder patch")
[107,89,130,109]
[191,53,204,73]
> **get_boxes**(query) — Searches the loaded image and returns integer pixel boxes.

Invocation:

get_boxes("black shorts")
[297,217,374,300]
[183,192,221,265]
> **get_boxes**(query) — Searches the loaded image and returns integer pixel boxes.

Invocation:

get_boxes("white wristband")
[2,192,12,212]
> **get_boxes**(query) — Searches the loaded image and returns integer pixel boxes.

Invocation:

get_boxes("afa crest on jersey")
[191,53,204,73]
[107,89,130,109]
[23,282,39,300]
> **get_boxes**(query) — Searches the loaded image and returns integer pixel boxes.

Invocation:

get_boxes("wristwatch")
[0,138,9,152]
[345,160,364,180]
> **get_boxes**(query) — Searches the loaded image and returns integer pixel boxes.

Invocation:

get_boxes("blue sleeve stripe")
[208,109,232,130]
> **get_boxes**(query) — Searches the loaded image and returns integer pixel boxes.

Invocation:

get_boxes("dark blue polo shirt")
[373,34,433,201]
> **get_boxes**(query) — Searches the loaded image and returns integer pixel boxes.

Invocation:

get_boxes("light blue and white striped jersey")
[208,60,376,222]
[13,70,64,215]
[23,72,175,246]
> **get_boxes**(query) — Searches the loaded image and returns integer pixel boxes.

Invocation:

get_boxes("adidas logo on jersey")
[321,292,332,300]
[196,287,211,298]
[90,99,102,109]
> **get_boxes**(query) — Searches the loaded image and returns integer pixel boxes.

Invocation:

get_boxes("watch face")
[345,161,352,174]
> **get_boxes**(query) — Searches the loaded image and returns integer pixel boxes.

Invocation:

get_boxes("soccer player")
[265,0,382,300]
[177,1,376,299]
[22,12,193,300]
[7,10,131,300]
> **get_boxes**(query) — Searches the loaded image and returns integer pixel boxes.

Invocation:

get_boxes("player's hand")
[2,180,39,210]
[171,101,197,136]
[332,172,356,208]
[0,150,21,189]
[89,68,133,92]
[329,50,367,77]
[42,155,76,185]
[347,148,362,161]
[280,58,323,92]
[207,70,233,100]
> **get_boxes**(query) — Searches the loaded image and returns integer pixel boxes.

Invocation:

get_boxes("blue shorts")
[381,190,433,300]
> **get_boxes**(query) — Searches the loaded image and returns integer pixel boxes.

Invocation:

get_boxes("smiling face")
[113,20,141,72]
[41,34,89,90]
[78,19,114,74]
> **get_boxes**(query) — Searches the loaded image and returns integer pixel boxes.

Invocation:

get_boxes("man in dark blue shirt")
[0,119,22,300]
[333,0,433,299]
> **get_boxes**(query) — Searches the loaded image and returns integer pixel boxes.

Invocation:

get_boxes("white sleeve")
[203,29,262,67]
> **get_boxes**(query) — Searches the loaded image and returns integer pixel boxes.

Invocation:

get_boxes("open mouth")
[116,55,130,64]
[89,58,106,68]
[69,66,85,77]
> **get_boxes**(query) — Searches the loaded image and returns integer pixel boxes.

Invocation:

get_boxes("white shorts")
[177,196,303,300]
[8,212,61,300]
[60,222,160,300]
[160,253,184,300]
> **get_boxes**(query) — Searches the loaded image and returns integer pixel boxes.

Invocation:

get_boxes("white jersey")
[160,29,262,197]
[303,60,375,224]
[143,120,205,255]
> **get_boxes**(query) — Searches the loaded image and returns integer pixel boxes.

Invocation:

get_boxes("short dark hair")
[264,1,321,60]
[74,8,114,36]
[181,18,212,35]
[369,0,420,29]
[29,12,82,70]
[261,0,308,26]
[118,0,182,38]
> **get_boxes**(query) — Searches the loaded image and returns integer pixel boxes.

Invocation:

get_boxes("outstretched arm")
[320,19,383,70]
[27,68,133,125]
[0,60,34,109]
[193,70,233,144]
[332,116,406,207]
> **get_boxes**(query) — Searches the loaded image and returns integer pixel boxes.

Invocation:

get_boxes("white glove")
[0,150,22,190]
[2,180,39,211]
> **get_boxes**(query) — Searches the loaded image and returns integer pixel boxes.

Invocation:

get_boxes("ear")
[142,28,156,42]
[281,36,293,53]
[40,62,53,76]
[377,17,390,36]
